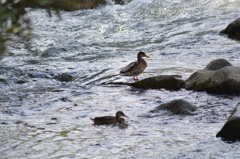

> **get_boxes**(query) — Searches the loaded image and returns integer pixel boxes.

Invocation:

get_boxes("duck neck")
[116,114,121,120]
[138,55,143,62]
[138,55,146,65]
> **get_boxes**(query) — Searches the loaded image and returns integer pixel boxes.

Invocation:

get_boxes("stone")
[114,0,124,5]
[204,59,232,71]
[21,0,107,11]
[216,103,240,142]
[149,99,197,115]
[54,73,74,82]
[64,0,107,10]
[185,59,240,94]
[206,66,240,94]
[220,18,240,38]
[131,75,185,90]
[184,70,214,91]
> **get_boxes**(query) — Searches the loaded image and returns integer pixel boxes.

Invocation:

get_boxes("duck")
[120,52,149,80]
[91,111,128,125]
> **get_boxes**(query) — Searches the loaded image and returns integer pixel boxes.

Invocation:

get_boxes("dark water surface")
[1,0,240,158]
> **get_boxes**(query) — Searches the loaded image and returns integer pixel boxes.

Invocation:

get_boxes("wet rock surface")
[20,0,107,11]
[107,75,185,90]
[184,70,214,91]
[220,18,240,39]
[53,73,74,82]
[206,66,240,94]
[204,59,232,71]
[131,75,185,90]
[185,59,240,95]
[216,103,240,142]
[149,99,197,115]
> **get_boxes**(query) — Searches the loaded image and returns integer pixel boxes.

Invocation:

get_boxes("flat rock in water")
[53,73,74,82]
[131,75,185,90]
[204,59,232,71]
[216,103,240,142]
[23,0,107,11]
[149,99,197,115]
[206,66,240,94]
[220,18,240,38]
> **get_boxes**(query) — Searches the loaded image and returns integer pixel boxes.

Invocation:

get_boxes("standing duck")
[120,52,149,80]
[91,111,128,125]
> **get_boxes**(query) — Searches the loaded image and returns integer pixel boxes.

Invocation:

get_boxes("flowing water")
[1,0,240,158]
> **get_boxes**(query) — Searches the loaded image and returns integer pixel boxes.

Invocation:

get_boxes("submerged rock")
[28,71,52,79]
[204,59,232,71]
[54,73,74,82]
[216,103,240,142]
[150,99,197,115]
[113,0,124,5]
[0,75,8,86]
[131,75,185,90]
[220,18,240,39]
[42,47,66,58]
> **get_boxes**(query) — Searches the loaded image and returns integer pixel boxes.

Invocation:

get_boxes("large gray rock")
[149,99,197,115]
[185,59,232,91]
[216,103,240,142]
[204,59,232,71]
[131,75,185,90]
[185,58,240,94]
[206,66,240,94]
[184,70,215,91]
[220,18,240,38]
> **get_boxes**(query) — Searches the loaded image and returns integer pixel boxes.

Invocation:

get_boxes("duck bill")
[123,115,128,117]
[144,55,150,58]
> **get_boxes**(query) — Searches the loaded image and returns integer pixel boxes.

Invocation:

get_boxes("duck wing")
[91,116,117,124]
[120,61,139,74]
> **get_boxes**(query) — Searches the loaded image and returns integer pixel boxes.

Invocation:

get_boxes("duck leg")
[134,75,139,80]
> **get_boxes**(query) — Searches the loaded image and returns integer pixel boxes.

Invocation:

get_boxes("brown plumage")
[91,111,128,125]
[120,52,149,80]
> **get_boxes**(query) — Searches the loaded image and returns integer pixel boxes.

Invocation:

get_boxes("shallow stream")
[1,0,240,158]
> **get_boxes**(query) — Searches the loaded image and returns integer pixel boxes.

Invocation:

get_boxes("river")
[1,0,240,158]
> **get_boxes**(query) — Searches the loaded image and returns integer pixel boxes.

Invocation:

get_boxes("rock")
[54,73,74,82]
[206,66,240,94]
[21,0,107,11]
[149,99,197,115]
[220,18,240,39]
[185,59,239,95]
[204,59,232,71]
[28,71,52,79]
[63,0,107,10]
[131,75,185,90]
[42,47,66,58]
[114,0,124,5]
[0,75,8,86]
[216,103,240,142]
[184,70,214,91]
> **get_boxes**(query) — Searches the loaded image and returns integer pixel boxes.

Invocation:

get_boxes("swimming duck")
[120,52,149,80]
[91,111,128,125]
